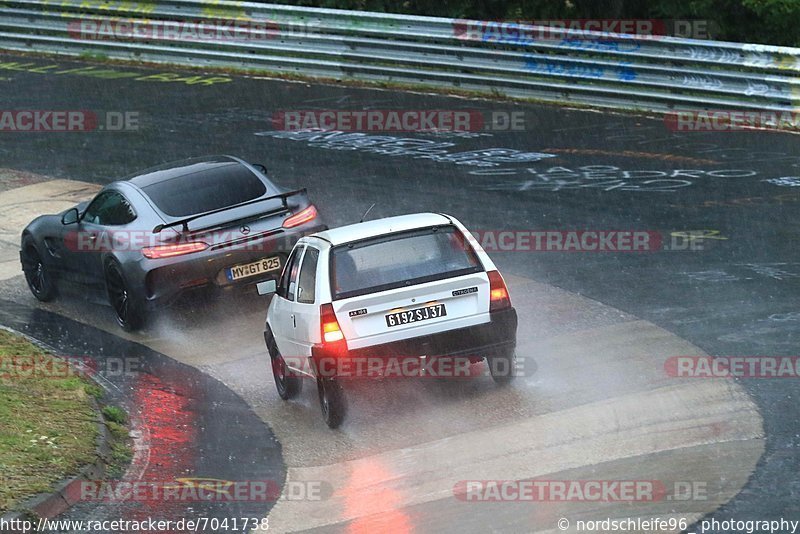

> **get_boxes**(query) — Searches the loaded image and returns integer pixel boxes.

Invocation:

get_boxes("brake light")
[142,241,209,259]
[487,270,511,311]
[320,303,344,343]
[283,205,318,228]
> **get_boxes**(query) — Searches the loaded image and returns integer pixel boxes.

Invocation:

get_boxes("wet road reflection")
[342,459,412,534]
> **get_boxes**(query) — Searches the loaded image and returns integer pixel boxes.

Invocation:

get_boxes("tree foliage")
[277,0,800,47]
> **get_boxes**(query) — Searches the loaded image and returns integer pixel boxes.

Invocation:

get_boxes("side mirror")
[253,163,268,175]
[257,279,277,296]
[61,208,80,225]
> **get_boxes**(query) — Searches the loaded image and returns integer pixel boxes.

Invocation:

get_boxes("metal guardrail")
[0,0,799,112]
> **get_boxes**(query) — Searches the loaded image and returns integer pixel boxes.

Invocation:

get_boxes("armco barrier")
[0,0,799,112]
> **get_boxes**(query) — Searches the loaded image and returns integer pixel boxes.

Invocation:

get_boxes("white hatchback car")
[259,213,518,428]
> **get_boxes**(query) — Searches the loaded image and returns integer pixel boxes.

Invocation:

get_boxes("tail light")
[283,205,318,228]
[487,270,511,311]
[142,241,208,259]
[320,303,344,344]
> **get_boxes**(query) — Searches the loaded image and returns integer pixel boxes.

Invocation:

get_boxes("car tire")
[265,329,302,400]
[488,347,516,386]
[317,376,346,429]
[21,239,57,302]
[104,260,145,332]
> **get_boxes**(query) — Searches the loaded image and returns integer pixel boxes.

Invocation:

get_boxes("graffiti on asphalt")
[769,311,800,322]
[470,165,758,192]
[256,129,556,167]
[764,177,800,187]
[682,263,800,284]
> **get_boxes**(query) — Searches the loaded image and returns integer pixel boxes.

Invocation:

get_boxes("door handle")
[291,314,296,328]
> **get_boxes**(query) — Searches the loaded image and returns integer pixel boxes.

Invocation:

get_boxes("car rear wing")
[152,188,307,233]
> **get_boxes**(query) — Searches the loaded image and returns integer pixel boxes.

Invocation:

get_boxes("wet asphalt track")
[0,53,799,532]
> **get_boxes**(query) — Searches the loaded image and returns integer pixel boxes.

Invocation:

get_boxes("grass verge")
[0,330,100,513]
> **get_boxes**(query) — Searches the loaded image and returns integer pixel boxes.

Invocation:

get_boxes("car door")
[76,190,138,283]
[43,203,89,283]
[270,245,305,359]
[289,246,320,361]
[55,190,113,285]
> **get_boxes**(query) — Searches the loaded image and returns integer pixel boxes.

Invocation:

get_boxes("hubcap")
[25,249,45,294]
[107,267,129,323]
[33,263,44,292]
[273,355,286,389]
[320,381,330,414]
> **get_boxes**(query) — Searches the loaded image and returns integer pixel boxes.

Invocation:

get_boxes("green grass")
[107,440,133,479]
[99,416,132,478]
[0,331,99,513]
[101,406,126,426]
[77,52,110,62]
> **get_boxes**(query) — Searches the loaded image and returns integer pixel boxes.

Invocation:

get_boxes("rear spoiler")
[152,188,307,233]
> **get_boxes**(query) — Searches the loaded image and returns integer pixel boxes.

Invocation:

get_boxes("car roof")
[312,213,453,246]
[125,155,250,188]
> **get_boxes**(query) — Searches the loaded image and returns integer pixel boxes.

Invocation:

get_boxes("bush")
[271,0,800,46]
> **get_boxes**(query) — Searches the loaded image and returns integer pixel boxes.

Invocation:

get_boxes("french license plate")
[226,256,281,281]
[385,304,447,327]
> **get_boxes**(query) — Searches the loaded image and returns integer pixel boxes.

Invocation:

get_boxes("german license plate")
[226,256,281,281]
[385,304,447,327]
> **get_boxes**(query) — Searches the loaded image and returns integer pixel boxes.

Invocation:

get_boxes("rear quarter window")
[297,248,319,304]
[331,225,482,300]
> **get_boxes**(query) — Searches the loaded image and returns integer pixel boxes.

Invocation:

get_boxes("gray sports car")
[20,155,326,330]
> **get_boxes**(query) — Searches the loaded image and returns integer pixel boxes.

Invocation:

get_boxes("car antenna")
[360,203,376,223]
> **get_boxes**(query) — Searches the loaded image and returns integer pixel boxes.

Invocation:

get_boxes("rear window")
[331,225,482,300]
[142,164,267,217]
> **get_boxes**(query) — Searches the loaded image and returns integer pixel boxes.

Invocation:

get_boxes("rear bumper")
[311,307,517,378]
[133,222,327,309]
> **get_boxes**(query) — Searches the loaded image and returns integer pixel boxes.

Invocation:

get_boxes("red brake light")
[487,270,511,311]
[142,241,208,259]
[283,205,318,228]
[320,303,344,343]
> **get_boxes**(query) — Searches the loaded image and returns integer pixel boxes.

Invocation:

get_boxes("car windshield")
[141,163,267,217]
[331,225,482,299]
